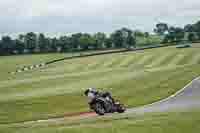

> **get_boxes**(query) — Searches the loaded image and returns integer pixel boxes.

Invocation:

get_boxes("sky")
[0,0,200,34]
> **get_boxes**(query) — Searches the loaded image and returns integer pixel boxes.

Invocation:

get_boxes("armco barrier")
[45,44,176,65]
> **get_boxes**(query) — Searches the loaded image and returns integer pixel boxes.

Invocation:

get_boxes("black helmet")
[84,89,90,96]
[84,88,96,96]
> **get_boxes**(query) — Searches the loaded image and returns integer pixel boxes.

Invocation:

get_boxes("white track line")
[126,76,200,112]
[11,76,200,125]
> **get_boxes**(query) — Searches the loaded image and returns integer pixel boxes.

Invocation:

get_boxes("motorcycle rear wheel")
[117,105,126,113]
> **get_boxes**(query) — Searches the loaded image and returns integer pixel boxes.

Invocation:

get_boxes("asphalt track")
[12,76,200,125]
[126,77,200,113]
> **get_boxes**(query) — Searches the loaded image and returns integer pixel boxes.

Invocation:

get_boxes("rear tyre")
[117,105,126,113]
[94,102,105,115]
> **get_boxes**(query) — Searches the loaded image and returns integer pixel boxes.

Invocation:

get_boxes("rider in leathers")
[84,88,115,106]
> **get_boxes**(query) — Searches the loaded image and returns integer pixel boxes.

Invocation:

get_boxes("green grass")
[0,45,200,124]
[1,109,200,133]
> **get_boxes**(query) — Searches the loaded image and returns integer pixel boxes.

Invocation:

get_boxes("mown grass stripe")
[88,57,109,69]
[122,54,143,67]
[0,68,128,92]
[144,53,162,67]
[177,51,195,65]
[167,53,186,66]
[108,55,128,67]
[0,69,145,102]
[157,52,179,66]
[118,55,136,67]
[85,59,103,70]
[146,52,167,67]
[44,61,81,73]
[100,56,120,68]
[128,54,149,68]
[188,53,200,65]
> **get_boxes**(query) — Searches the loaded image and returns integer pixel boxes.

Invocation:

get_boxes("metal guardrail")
[45,43,176,65]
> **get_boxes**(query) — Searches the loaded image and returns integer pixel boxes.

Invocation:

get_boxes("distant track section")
[11,44,176,74]
[46,44,176,65]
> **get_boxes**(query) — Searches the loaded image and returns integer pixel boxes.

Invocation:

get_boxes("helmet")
[84,89,90,96]
[84,88,96,96]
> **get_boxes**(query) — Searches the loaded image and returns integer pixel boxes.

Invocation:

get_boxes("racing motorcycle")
[89,95,126,115]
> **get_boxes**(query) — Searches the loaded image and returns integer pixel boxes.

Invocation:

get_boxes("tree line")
[154,20,200,43]
[0,28,136,56]
[1,20,200,56]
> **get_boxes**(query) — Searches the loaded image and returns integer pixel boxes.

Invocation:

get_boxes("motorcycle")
[89,95,126,115]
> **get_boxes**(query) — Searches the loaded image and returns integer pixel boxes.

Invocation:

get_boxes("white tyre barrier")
[40,63,46,68]
[11,72,15,75]
[17,70,22,73]
[35,64,40,68]
[29,66,34,70]
[11,62,47,74]
[23,67,29,71]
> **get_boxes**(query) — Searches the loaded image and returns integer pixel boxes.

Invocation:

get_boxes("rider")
[84,88,114,105]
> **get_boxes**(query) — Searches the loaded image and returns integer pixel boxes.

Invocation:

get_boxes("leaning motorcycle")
[89,96,126,115]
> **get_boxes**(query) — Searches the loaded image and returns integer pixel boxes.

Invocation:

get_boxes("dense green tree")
[184,24,195,32]
[121,28,131,47]
[14,34,26,54]
[111,28,135,48]
[71,33,82,50]
[1,36,14,54]
[183,21,200,40]
[111,28,126,48]
[154,23,168,35]
[164,27,184,43]
[24,32,37,53]
[111,30,123,48]
[174,27,185,42]
[0,41,2,55]
[58,36,71,52]
[38,33,47,52]
[50,37,59,52]
[14,39,25,54]
[18,34,25,43]
[104,37,112,48]
[194,21,200,39]
[123,28,136,48]
[187,33,196,42]
[144,32,150,38]
[197,33,200,40]
[194,21,200,32]
[79,33,95,50]
[47,37,54,52]
[94,32,106,49]
[127,33,136,48]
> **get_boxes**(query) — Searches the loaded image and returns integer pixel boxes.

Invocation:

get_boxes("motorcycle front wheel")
[94,102,106,115]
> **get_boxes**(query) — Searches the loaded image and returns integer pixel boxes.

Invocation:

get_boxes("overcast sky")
[0,0,200,34]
